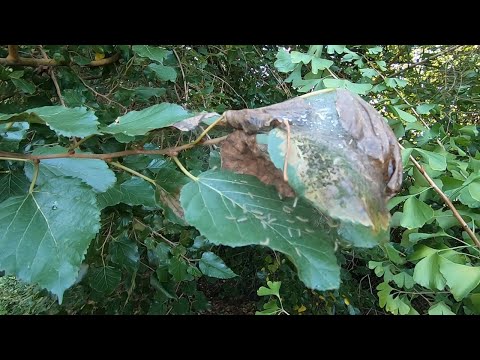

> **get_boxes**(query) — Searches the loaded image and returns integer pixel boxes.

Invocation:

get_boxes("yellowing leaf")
[297,304,307,313]
[95,53,105,61]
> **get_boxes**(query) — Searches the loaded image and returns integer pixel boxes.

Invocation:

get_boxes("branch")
[73,70,127,111]
[0,46,120,68]
[6,45,19,62]
[38,46,65,107]
[172,48,188,102]
[88,52,120,67]
[0,136,227,161]
[374,45,462,84]
[403,146,480,248]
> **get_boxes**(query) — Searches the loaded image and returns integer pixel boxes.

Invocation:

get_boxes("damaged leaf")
[180,170,340,291]
[222,89,402,246]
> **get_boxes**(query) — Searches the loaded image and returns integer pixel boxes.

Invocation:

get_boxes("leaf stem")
[0,157,30,162]
[109,161,157,187]
[171,156,198,182]
[28,160,40,193]
[190,114,225,146]
[69,134,96,150]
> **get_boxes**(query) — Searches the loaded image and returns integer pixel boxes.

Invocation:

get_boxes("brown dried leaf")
[172,112,220,131]
[220,130,295,198]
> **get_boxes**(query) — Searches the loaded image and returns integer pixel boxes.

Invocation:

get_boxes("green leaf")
[413,252,446,291]
[416,104,436,115]
[9,70,24,79]
[132,45,170,63]
[0,106,100,138]
[414,149,447,171]
[377,281,393,308]
[0,177,101,303]
[102,103,189,137]
[407,231,449,245]
[376,60,387,71]
[62,89,85,107]
[384,243,406,265]
[367,46,383,54]
[255,299,281,315]
[24,146,116,193]
[199,252,237,279]
[392,272,415,289]
[11,78,36,94]
[148,64,177,82]
[327,45,346,54]
[172,297,190,314]
[468,181,480,201]
[109,232,140,271]
[133,87,166,101]
[257,281,281,297]
[400,197,434,229]
[393,106,417,123]
[345,81,372,95]
[180,170,340,291]
[311,58,333,74]
[322,79,372,95]
[290,51,312,64]
[87,266,122,295]
[428,301,455,315]
[323,78,345,89]
[382,294,411,315]
[97,177,156,209]
[274,48,296,73]
[72,55,91,66]
[168,257,193,282]
[359,68,378,78]
[0,171,30,203]
[0,122,29,152]
[459,125,478,137]
[439,257,480,301]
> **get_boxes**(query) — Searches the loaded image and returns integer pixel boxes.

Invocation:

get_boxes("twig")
[73,70,127,111]
[172,48,188,102]
[402,144,480,248]
[201,69,248,108]
[282,119,291,182]
[0,135,228,161]
[0,46,121,68]
[38,46,65,107]
[110,161,157,186]
[377,45,462,83]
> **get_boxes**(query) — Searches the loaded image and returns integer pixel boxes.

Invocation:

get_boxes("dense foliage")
[0,45,479,315]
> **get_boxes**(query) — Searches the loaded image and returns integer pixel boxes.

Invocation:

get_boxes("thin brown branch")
[38,46,65,107]
[201,69,248,108]
[73,70,127,111]
[172,48,188,102]
[0,47,120,68]
[0,135,227,161]
[403,146,480,248]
